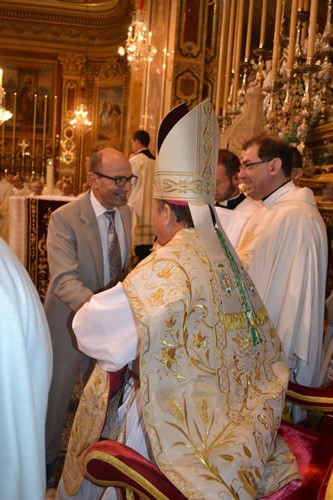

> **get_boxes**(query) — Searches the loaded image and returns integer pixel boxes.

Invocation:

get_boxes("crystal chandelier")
[0,68,13,126]
[118,3,157,68]
[70,104,92,128]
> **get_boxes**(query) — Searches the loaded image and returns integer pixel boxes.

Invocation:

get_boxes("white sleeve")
[72,282,140,371]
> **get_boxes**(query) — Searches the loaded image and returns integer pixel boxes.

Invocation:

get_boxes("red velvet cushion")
[265,420,333,499]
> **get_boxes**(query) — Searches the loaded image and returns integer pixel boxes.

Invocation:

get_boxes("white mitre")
[153,100,219,205]
[154,100,230,267]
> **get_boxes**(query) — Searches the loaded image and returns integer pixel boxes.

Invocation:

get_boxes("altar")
[8,195,73,300]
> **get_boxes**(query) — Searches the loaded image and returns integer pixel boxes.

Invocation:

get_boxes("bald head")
[89,148,130,175]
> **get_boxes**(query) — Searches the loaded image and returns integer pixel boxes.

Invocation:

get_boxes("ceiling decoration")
[0,0,133,57]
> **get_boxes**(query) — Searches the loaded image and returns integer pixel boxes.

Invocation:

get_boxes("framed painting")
[93,83,124,148]
[0,57,57,138]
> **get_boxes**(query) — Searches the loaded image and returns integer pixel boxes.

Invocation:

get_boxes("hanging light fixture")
[118,0,157,68]
[0,68,13,126]
[70,83,92,128]
[70,103,92,128]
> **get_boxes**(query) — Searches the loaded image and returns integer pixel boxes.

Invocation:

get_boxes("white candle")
[2,92,5,157]
[307,0,318,61]
[46,158,54,195]
[12,92,17,156]
[32,93,37,159]
[244,0,254,61]
[223,0,237,112]
[42,94,48,157]
[259,0,268,48]
[271,0,283,81]
[287,0,299,71]
[232,0,245,107]
[52,95,58,160]
[215,0,229,115]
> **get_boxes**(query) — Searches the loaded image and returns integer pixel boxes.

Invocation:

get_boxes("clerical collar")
[135,148,155,160]
[261,179,291,201]
[217,192,242,207]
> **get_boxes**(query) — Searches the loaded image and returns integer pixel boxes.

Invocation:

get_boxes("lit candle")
[307,0,318,62]
[12,92,17,156]
[0,68,3,88]
[52,95,58,160]
[271,0,283,82]
[244,0,254,61]
[42,94,47,157]
[287,0,299,71]
[32,93,37,159]
[259,0,268,48]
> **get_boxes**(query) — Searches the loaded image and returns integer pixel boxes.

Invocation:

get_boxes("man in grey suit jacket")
[44,148,134,486]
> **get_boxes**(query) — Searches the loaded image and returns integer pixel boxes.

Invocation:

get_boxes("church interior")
[1,0,333,498]
[0,1,331,183]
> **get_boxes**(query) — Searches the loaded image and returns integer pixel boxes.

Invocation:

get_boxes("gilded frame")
[93,82,124,149]
[1,56,57,138]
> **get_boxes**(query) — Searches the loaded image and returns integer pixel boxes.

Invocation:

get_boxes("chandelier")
[0,68,13,126]
[70,104,92,128]
[118,4,157,68]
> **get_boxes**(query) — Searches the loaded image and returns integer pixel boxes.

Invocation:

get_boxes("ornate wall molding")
[0,1,132,55]
[59,54,87,78]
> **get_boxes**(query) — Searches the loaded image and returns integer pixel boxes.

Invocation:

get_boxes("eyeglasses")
[240,160,270,171]
[95,172,138,187]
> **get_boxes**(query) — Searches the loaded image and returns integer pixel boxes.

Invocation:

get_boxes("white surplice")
[215,196,260,247]
[236,181,327,386]
[0,237,53,500]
